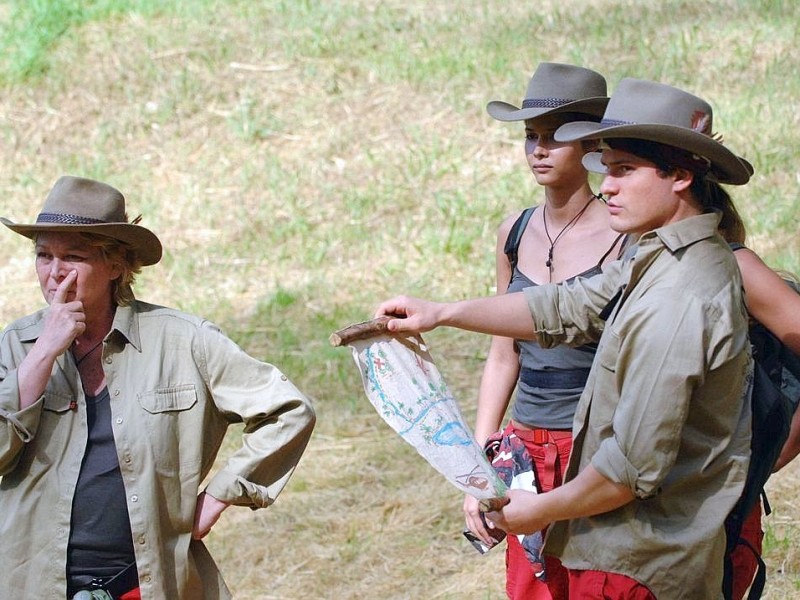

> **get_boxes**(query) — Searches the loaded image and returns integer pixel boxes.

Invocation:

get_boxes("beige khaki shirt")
[525,212,751,599]
[0,300,316,599]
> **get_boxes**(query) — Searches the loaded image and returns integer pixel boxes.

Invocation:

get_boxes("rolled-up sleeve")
[0,343,45,474]
[524,258,625,348]
[197,323,316,508]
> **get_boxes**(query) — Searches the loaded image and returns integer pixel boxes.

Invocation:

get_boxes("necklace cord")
[543,195,598,274]
[73,338,104,366]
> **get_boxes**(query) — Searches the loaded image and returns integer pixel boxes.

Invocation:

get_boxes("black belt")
[69,561,138,599]
[519,367,591,389]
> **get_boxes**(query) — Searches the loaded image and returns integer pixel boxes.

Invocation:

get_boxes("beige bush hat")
[1,175,163,265]
[555,78,753,185]
[487,62,608,122]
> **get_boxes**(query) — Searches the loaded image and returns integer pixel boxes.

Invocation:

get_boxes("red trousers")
[505,425,572,600]
[568,570,656,599]
[730,500,764,600]
[552,504,764,599]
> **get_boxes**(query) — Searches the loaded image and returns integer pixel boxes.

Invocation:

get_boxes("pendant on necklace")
[543,195,595,272]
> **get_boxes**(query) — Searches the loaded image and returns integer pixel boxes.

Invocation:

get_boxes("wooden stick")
[329,316,393,347]
[478,496,510,513]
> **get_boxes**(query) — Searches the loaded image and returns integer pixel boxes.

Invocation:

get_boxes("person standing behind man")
[466,62,624,600]
[715,207,800,599]
[378,79,754,598]
[0,176,316,599]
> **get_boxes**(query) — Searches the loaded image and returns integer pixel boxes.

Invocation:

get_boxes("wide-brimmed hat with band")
[1,175,163,265]
[487,62,609,122]
[554,78,753,185]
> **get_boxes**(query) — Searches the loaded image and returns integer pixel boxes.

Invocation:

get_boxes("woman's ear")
[109,260,124,281]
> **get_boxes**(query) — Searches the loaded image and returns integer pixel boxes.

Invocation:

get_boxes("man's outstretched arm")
[376,292,536,340]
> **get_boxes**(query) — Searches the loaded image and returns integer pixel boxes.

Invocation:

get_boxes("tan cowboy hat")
[1,175,163,265]
[554,78,753,185]
[487,62,609,122]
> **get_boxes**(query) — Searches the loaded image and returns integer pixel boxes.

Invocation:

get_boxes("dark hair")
[693,179,746,244]
[606,138,746,243]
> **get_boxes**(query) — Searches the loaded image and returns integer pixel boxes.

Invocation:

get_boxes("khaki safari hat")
[554,78,753,185]
[487,62,608,122]
[1,175,162,265]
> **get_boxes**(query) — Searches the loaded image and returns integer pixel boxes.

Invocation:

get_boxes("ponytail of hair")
[691,177,746,244]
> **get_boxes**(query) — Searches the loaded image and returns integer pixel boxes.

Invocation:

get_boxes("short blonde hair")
[81,233,142,306]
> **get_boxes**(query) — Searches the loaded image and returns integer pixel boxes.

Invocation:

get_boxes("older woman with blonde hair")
[0,176,316,600]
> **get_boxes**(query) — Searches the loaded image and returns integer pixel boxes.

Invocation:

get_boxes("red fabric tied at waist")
[513,426,572,446]
[509,425,573,494]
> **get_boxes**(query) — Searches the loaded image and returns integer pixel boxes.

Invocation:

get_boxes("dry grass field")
[1,0,799,598]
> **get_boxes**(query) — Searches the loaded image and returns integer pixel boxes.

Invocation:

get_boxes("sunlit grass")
[1,0,799,597]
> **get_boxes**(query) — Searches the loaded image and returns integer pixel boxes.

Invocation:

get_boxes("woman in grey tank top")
[464,62,625,600]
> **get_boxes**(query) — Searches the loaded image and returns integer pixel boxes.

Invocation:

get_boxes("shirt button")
[113,389,120,396]
[281,375,288,381]
[138,535,146,545]
[105,357,113,364]
[131,494,139,502]
[143,575,152,583]
[116,417,123,424]
[124,455,132,464]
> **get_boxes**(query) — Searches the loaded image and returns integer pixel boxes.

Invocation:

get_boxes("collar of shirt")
[110,304,142,352]
[11,302,141,352]
[644,210,723,254]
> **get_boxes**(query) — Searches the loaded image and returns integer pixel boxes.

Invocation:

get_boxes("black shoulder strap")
[599,286,624,322]
[779,280,800,381]
[595,233,628,267]
[728,242,800,380]
[504,207,536,275]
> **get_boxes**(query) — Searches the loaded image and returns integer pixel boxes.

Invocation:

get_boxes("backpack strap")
[778,282,800,381]
[722,524,767,600]
[740,537,767,600]
[504,207,536,275]
[595,233,628,267]
[722,536,767,600]
[747,551,767,600]
[729,242,800,382]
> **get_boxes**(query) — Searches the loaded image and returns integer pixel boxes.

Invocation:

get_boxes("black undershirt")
[67,387,137,585]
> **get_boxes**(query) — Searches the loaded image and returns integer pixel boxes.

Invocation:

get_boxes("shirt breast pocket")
[33,391,77,452]
[42,391,75,413]
[597,328,621,375]
[137,384,198,414]
[136,384,201,473]
[591,329,623,426]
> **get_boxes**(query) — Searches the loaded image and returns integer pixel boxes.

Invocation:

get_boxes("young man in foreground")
[378,79,754,598]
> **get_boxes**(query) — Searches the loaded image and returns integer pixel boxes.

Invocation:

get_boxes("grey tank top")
[505,206,624,429]
[67,387,137,583]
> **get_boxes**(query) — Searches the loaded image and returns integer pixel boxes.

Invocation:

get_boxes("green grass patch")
[2,1,799,598]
